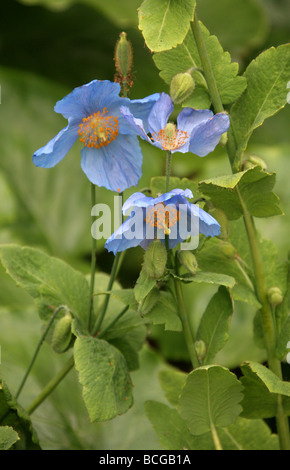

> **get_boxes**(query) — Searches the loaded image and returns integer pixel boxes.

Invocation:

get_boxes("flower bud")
[208,207,229,240]
[243,155,268,171]
[194,339,206,362]
[170,72,195,105]
[177,250,198,275]
[114,32,133,78]
[267,286,283,307]
[51,312,73,354]
[219,241,237,260]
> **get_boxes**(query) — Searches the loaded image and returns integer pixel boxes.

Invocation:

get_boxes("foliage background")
[0,0,289,449]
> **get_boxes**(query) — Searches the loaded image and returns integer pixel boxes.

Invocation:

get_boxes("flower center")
[152,122,188,151]
[78,108,119,148]
[145,202,180,235]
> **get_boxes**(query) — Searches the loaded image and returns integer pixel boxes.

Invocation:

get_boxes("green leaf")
[276,315,290,360]
[143,240,167,279]
[146,291,182,331]
[218,417,279,450]
[153,22,247,108]
[145,401,213,450]
[199,166,282,220]
[0,380,41,449]
[230,44,290,157]
[134,268,157,303]
[189,271,236,288]
[138,0,196,52]
[178,365,243,435]
[240,363,290,419]
[0,426,19,450]
[196,287,233,364]
[74,336,133,422]
[151,176,202,202]
[158,369,187,407]
[0,244,90,327]
[243,361,290,397]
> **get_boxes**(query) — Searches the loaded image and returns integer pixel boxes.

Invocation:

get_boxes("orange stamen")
[78,107,119,148]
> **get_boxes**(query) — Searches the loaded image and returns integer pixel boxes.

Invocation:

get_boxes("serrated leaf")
[0,244,90,327]
[134,268,157,303]
[153,22,246,108]
[0,426,19,450]
[138,0,196,52]
[197,287,233,364]
[199,166,282,220]
[74,336,133,422]
[230,44,290,158]
[178,365,243,435]
[143,240,167,279]
[0,380,41,449]
[218,417,279,450]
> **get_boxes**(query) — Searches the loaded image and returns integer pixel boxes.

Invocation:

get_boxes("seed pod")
[177,250,198,275]
[143,240,167,279]
[170,72,195,105]
[267,286,283,307]
[243,155,268,171]
[114,32,133,79]
[51,312,73,354]
[194,339,206,362]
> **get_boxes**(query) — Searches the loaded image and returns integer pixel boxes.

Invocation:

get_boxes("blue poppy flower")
[120,92,230,156]
[33,80,160,192]
[105,189,220,255]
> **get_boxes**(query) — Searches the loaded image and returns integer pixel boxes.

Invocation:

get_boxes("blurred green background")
[0,0,289,449]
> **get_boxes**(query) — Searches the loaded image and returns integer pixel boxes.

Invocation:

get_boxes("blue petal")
[189,113,230,157]
[54,80,123,121]
[188,202,221,237]
[33,124,78,168]
[123,188,193,211]
[128,93,160,133]
[80,134,143,192]
[119,106,152,142]
[148,93,174,135]
[105,211,146,255]
[175,108,214,153]
[122,192,148,215]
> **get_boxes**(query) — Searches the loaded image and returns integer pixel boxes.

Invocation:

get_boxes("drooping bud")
[267,286,283,307]
[177,250,198,275]
[114,32,134,94]
[243,155,268,171]
[51,312,73,354]
[219,241,237,260]
[194,339,206,362]
[170,72,195,105]
[143,240,167,279]
[208,207,229,240]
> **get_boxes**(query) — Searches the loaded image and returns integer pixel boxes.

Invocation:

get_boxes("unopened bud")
[51,312,73,354]
[114,32,133,78]
[170,72,195,105]
[243,155,268,171]
[177,250,198,275]
[194,339,206,361]
[219,131,228,147]
[267,287,283,307]
[208,207,229,240]
[219,241,237,260]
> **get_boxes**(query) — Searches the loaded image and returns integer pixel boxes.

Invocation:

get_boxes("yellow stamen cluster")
[152,122,188,151]
[145,202,180,234]
[78,107,119,148]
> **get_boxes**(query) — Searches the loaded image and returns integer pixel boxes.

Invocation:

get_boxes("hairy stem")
[88,183,97,332]
[26,356,74,415]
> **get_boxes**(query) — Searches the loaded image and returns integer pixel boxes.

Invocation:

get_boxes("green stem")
[211,423,223,451]
[92,251,123,336]
[26,356,74,416]
[165,151,172,192]
[88,183,97,332]
[15,305,67,400]
[98,305,129,338]
[192,10,290,449]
